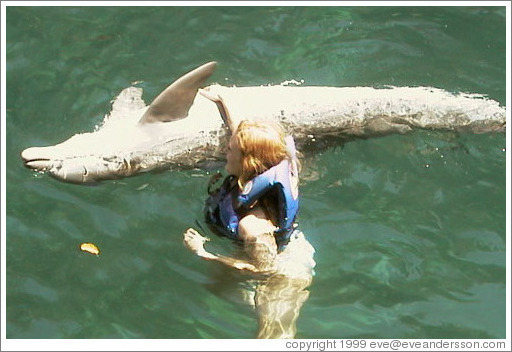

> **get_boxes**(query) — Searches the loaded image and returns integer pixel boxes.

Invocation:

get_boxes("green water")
[5,6,507,339]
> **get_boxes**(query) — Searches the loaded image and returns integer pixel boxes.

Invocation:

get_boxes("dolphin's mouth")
[23,158,52,170]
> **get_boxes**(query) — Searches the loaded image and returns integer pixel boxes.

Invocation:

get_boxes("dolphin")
[20,61,506,184]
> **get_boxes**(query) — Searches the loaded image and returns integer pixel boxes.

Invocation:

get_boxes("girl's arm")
[198,88,238,133]
[183,228,269,273]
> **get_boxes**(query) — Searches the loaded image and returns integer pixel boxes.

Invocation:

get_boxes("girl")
[183,91,315,338]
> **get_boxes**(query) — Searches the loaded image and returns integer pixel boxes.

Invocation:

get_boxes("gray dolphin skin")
[21,61,506,184]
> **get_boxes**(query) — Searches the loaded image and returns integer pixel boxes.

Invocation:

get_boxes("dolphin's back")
[210,85,505,139]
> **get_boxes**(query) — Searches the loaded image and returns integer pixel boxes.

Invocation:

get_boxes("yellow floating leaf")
[80,242,100,256]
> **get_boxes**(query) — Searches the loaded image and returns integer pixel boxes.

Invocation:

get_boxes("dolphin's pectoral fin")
[363,118,413,136]
[139,61,218,124]
[344,117,413,138]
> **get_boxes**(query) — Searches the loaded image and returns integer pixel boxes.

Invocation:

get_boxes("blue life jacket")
[204,136,299,251]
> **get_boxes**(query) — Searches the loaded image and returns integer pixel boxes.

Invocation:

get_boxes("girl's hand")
[183,228,212,258]
[199,88,223,103]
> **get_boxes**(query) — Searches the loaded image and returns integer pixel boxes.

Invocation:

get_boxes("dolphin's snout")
[21,147,52,170]
[21,147,36,163]
[21,146,91,183]
[22,145,137,184]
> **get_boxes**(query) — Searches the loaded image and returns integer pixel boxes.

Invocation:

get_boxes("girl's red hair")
[234,120,291,186]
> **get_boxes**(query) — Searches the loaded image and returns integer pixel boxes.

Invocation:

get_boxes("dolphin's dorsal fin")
[139,61,218,124]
